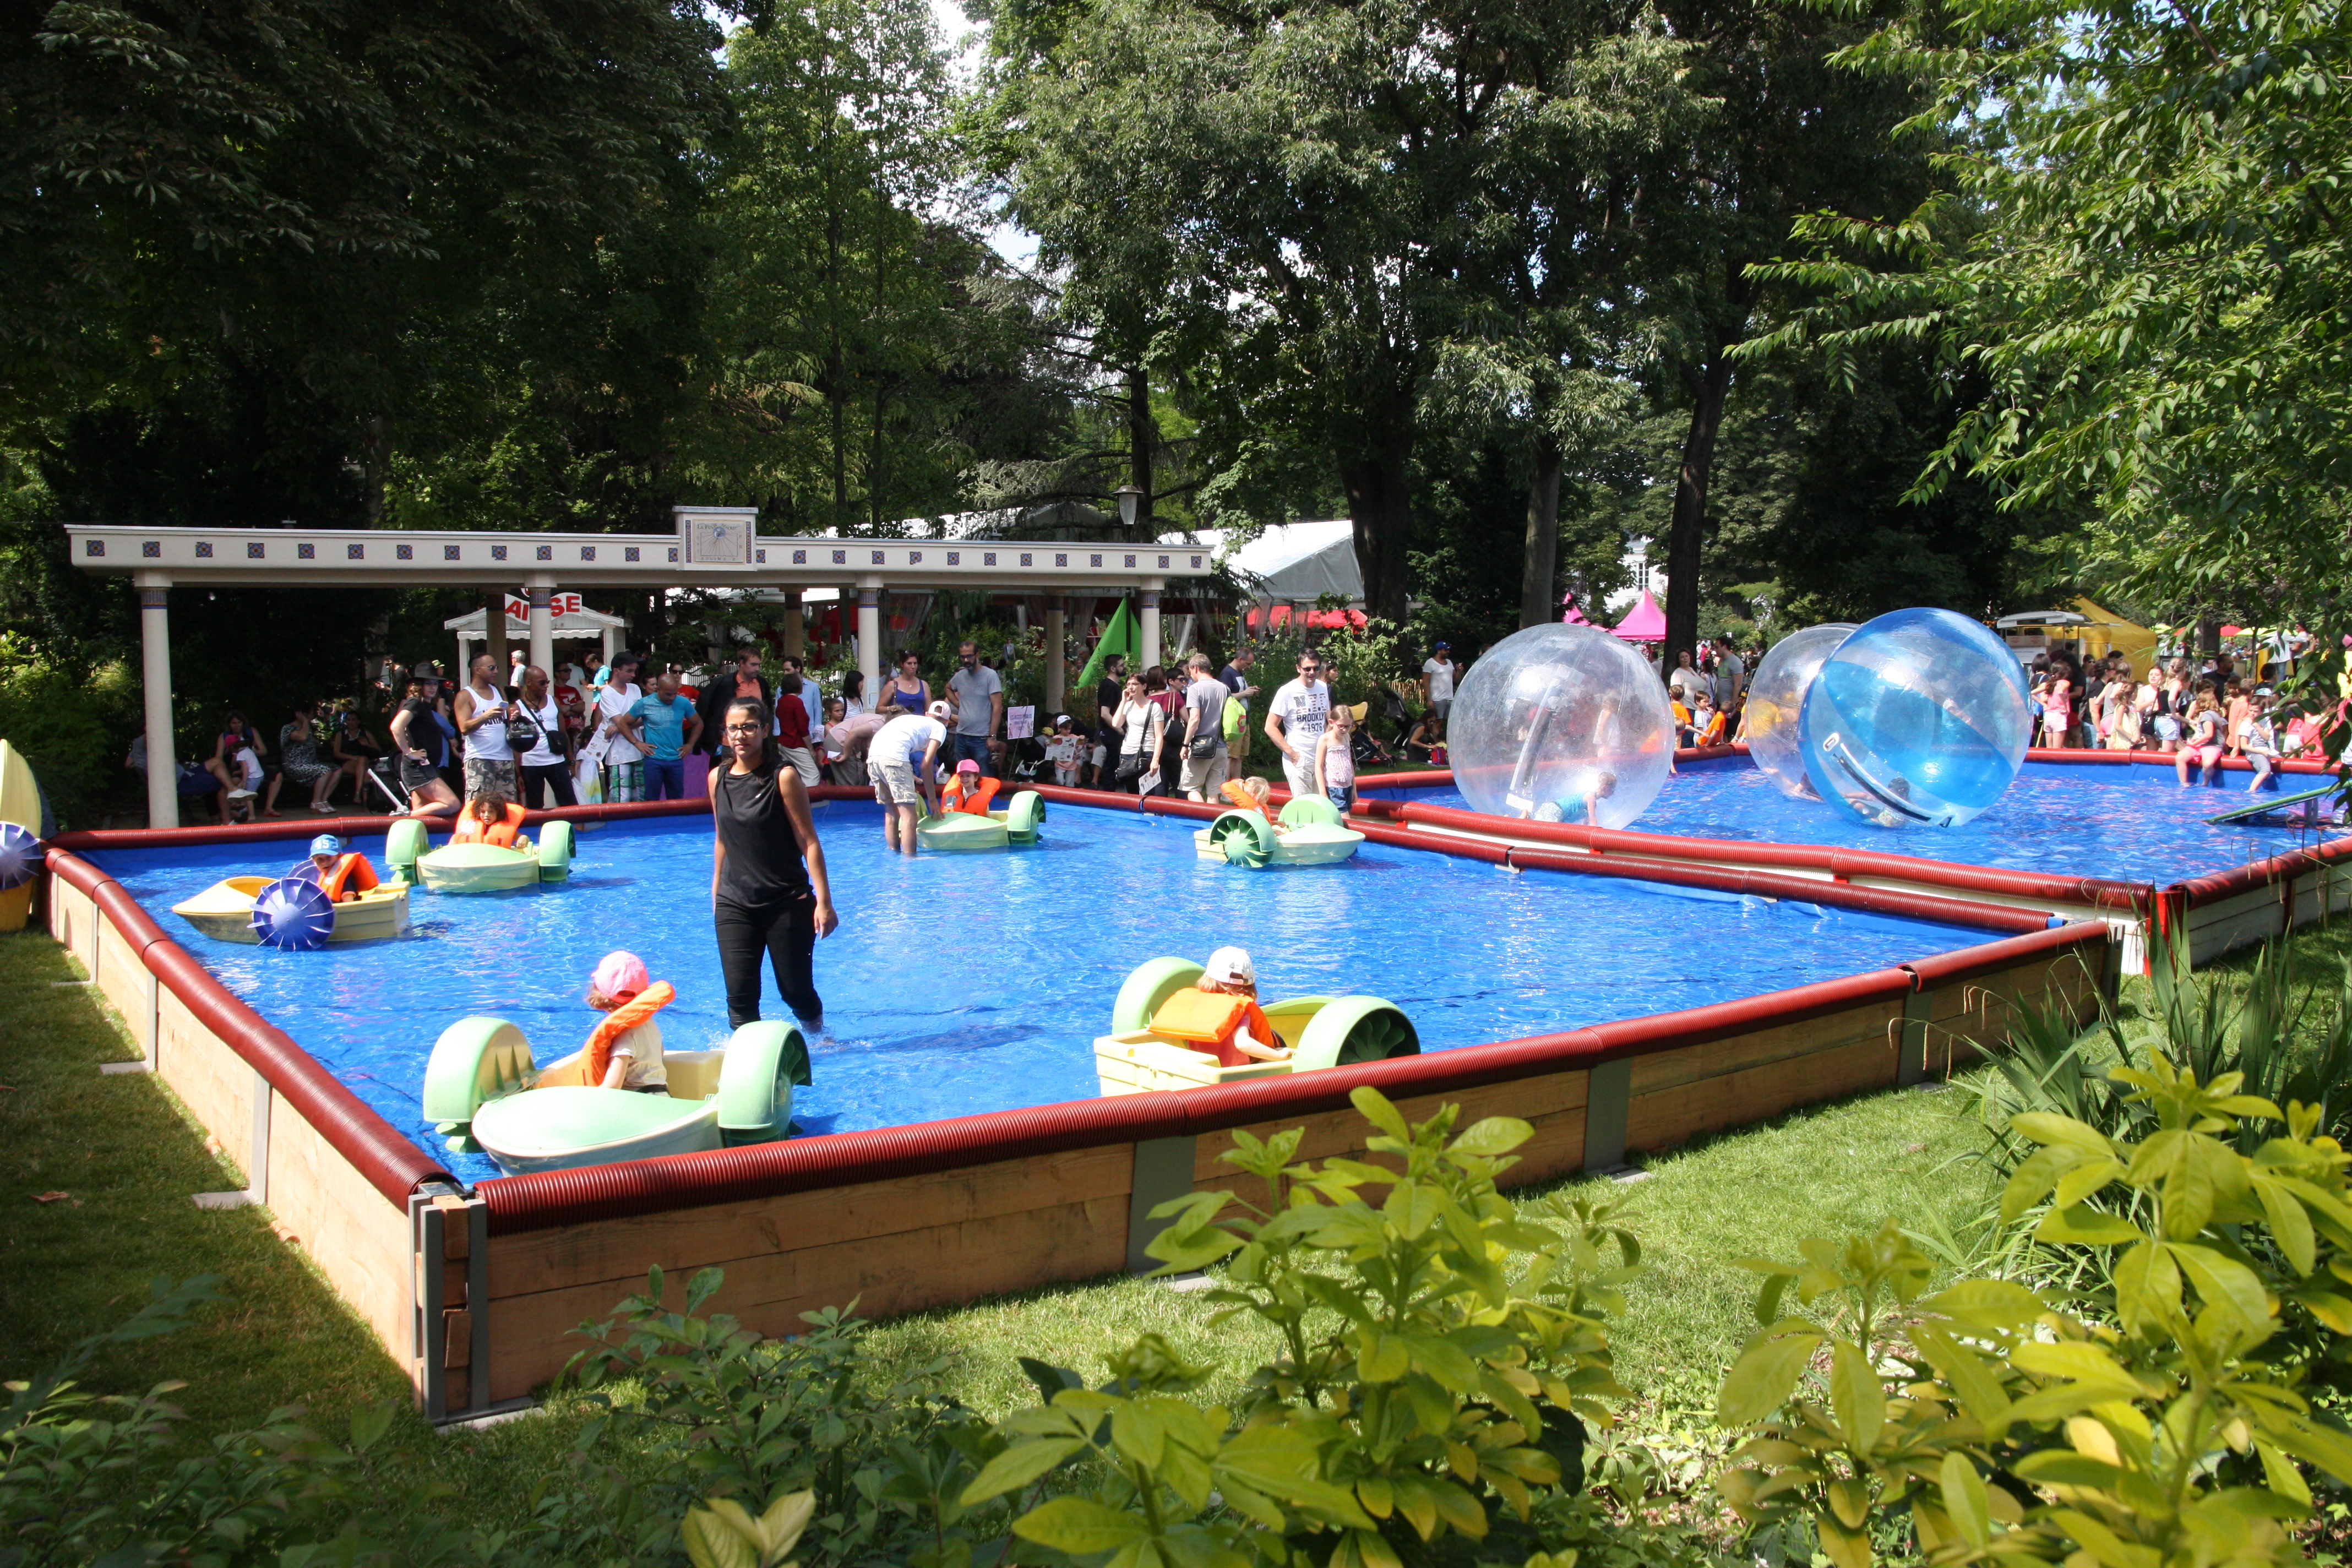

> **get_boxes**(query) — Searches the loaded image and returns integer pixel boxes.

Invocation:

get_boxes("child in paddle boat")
[289,833,380,901]
[1227,775,1298,834]
[1148,946,1289,1065]
[584,951,671,1093]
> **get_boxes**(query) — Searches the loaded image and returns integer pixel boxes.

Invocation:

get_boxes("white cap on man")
[1204,946,1256,987]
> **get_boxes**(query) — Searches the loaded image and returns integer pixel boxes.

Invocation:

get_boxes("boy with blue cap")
[289,834,380,902]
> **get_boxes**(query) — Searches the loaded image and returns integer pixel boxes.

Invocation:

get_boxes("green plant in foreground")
[1716,1053,2352,1567]
[962,1087,1643,1568]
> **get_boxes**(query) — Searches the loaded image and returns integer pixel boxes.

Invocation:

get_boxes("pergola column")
[856,578,883,698]
[781,589,805,660]
[1044,597,1066,717]
[1140,584,1163,673]
[524,575,557,682]
[135,574,178,829]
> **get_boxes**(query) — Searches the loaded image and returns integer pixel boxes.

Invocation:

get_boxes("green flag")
[1076,598,1138,693]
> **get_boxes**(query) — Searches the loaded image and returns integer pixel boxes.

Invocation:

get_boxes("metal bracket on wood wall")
[192,1068,272,1209]
[1128,1135,1199,1273]
[1582,1059,1632,1173]
[1897,989,1935,1087]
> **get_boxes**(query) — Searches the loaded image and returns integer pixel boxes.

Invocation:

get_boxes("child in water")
[582,951,672,1093]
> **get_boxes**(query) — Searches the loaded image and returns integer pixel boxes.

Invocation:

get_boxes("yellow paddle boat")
[1093,955,1417,1095]
[914,788,1044,851]
[388,816,574,894]
[0,739,41,933]
[1192,795,1364,868]
[421,1015,807,1174]
[171,875,411,944]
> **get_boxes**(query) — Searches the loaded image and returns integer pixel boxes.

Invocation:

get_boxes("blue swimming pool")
[90,802,1997,1183]
[1363,759,2340,884]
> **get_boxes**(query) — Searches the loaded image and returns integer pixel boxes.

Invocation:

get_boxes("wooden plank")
[1627,1036,1896,1150]
[1626,1001,1903,1097]
[263,1091,418,1362]
[485,1194,1130,1402]
[487,1142,1135,1299]
[48,879,94,963]
[154,989,256,1181]
[96,916,146,1031]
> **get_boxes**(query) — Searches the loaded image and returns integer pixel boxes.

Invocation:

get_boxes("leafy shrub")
[0,638,140,829]
[964,1087,1644,1568]
[1716,1036,2352,1566]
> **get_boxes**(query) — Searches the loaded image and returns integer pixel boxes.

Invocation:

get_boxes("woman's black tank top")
[714,761,811,904]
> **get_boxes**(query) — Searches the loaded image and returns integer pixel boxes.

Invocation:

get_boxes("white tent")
[1163,520,1362,606]
[443,594,629,677]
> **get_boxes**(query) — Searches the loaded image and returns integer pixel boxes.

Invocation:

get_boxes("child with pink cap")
[582,951,672,1092]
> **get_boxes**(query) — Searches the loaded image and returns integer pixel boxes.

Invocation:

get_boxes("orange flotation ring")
[582,980,676,1087]
[453,801,528,847]
[943,774,1001,815]
[1151,988,1276,1068]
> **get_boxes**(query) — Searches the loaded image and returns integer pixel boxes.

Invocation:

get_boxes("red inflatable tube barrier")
[1392,801,2150,912]
[44,847,451,1206]
[2024,748,2329,776]
[1900,921,2106,990]
[1352,820,1512,864]
[1578,966,1915,1059]
[1504,848,2050,934]
[2166,839,2350,908]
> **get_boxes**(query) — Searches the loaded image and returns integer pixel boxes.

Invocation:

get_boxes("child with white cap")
[1148,946,1289,1065]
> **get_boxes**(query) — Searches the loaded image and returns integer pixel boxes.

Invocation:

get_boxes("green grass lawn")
[8,907,2344,1525]
[0,929,418,1441]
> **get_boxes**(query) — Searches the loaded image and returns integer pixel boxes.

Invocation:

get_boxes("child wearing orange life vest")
[451,792,526,846]
[287,833,381,901]
[1148,946,1287,1066]
[583,951,672,1092]
[940,758,1001,815]
[1222,776,1297,834]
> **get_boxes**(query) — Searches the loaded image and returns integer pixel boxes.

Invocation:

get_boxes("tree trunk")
[1664,271,1758,665]
[1519,439,1562,629]
[1663,351,1736,666]
[1127,364,1156,543]
[1337,444,1414,623]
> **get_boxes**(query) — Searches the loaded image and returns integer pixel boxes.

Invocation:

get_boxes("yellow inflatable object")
[0,741,41,933]
[170,875,411,944]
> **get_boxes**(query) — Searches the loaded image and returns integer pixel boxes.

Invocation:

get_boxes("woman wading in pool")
[710,697,839,1033]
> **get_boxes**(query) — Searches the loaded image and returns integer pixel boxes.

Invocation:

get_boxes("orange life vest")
[1151,988,1276,1068]
[321,853,379,901]
[453,801,527,847]
[1219,779,1264,815]
[943,774,1001,815]
[582,980,676,1087]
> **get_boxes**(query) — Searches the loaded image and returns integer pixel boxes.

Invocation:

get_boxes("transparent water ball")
[1796,607,2031,829]
[1743,623,1857,800]
[1449,623,1676,829]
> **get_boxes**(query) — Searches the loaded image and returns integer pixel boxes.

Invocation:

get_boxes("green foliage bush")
[0,639,140,828]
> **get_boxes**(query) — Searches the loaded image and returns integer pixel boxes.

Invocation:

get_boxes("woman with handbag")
[1112,674,1166,797]
[515,665,579,809]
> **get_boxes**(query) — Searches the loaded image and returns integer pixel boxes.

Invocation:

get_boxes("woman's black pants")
[714,894,824,1030]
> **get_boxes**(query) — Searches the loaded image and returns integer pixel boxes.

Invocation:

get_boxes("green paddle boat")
[1093,955,1417,1093]
[914,789,1045,851]
[422,1014,807,1174]
[388,817,575,894]
[1192,796,1364,868]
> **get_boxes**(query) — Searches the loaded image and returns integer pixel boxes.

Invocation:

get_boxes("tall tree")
[990,0,1695,619]
[1754,0,2352,656]
[1639,0,1935,661]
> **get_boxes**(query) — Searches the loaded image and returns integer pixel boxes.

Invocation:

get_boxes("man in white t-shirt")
[1265,651,1332,799]
[871,700,948,856]
[589,651,645,802]
[1420,643,1458,736]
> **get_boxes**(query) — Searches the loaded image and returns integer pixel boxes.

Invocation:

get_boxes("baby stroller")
[362,755,411,813]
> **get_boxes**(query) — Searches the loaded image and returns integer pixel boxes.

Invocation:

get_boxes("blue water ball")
[1449,623,1676,829]
[1796,607,2031,829]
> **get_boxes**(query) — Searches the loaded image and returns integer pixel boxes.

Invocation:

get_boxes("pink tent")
[1245,604,1368,632]
[1609,590,1667,643]
[1560,595,1591,626]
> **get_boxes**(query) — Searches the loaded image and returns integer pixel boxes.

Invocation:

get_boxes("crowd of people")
[134,620,2337,835]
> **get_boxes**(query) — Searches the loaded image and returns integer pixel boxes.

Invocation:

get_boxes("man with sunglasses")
[1265,652,1333,801]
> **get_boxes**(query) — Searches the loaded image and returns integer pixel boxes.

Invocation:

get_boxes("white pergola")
[68,506,1199,826]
